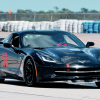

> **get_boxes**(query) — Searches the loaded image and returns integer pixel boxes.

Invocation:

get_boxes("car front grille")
[55,68,100,77]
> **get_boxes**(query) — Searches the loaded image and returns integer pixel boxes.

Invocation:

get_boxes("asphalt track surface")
[0,79,100,100]
[0,32,100,100]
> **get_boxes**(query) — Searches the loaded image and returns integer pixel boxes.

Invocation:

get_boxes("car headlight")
[36,53,57,63]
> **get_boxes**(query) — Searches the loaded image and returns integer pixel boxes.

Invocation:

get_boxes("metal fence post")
[66,12,67,19]
[33,12,35,22]
[50,13,53,21]
[84,13,85,20]
[15,13,16,21]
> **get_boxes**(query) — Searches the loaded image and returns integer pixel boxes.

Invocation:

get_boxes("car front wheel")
[24,58,36,87]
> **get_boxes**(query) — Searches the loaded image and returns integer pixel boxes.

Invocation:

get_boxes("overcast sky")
[0,0,100,12]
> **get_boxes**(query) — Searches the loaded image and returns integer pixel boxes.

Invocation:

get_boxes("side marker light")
[34,64,38,76]
[66,64,70,68]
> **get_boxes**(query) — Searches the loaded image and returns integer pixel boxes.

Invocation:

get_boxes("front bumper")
[36,64,100,81]
[38,74,100,82]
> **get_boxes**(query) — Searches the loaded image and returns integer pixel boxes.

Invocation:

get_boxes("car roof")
[12,30,71,35]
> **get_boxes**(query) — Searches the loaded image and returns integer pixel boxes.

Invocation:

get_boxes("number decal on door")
[2,52,8,67]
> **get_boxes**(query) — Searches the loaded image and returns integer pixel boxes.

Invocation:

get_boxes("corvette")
[0,30,100,87]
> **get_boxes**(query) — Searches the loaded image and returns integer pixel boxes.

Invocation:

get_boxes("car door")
[0,33,23,77]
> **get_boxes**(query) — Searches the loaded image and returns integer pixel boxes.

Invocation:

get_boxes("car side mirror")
[3,43,12,48]
[3,43,20,54]
[86,42,94,48]
[0,42,3,44]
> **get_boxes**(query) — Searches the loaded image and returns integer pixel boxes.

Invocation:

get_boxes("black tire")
[96,82,100,88]
[24,58,36,87]
[0,79,5,83]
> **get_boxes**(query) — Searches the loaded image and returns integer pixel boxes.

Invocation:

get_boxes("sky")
[0,0,100,12]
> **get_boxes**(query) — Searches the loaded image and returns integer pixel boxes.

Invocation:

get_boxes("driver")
[56,35,67,47]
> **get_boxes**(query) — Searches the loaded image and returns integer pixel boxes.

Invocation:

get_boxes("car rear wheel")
[24,58,36,87]
[0,79,5,83]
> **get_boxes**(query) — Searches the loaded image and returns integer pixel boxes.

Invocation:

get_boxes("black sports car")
[0,30,100,87]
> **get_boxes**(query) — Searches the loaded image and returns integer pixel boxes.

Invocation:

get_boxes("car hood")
[37,47,100,64]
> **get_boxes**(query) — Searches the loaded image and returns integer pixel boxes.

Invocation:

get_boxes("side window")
[10,34,19,48]
[2,34,12,43]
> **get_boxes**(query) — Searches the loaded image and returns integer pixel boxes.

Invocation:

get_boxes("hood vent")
[61,56,80,64]
[61,56,91,64]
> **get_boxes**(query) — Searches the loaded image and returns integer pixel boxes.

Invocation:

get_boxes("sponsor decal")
[2,52,8,67]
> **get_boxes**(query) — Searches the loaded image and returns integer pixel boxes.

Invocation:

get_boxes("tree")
[62,8,71,12]
[54,6,59,12]
[38,11,45,14]
[25,9,33,13]
[0,11,4,13]
[17,9,27,13]
[47,10,54,13]
[81,8,89,13]
[17,9,33,13]
[90,10,98,13]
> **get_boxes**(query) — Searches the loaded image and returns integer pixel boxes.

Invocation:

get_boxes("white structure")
[17,21,25,31]
[57,19,66,31]
[72,20,78,33]
[0,19,94,33]
[27,22,34,30]
[0,22,7,31]
[22,21,29,31]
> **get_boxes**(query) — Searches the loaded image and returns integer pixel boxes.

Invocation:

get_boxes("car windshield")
[21,32,85,48]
